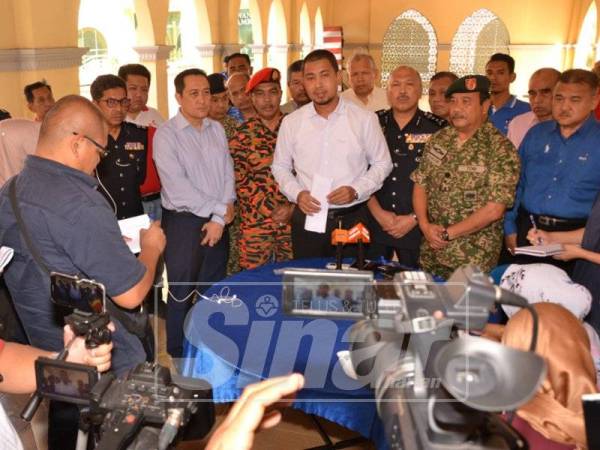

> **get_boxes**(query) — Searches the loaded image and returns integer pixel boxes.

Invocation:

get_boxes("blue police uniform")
[369,109,446,266]
[96,121,147,220]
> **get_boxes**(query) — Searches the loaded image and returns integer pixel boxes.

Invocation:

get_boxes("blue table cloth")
[181,258,387,449]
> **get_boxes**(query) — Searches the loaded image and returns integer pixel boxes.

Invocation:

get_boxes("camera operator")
[0,95,165,449]
[0,325,113,450]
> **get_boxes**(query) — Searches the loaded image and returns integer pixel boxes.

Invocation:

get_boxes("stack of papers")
[514,243,564,257]
[118,214,151,253]
[0,246,14,272]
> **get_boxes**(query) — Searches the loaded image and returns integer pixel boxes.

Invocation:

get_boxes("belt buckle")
[538,216,555,226]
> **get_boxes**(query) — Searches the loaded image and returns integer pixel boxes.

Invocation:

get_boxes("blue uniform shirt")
[504,115,600,235]
[490,95,531,135]
[0,156,147,376]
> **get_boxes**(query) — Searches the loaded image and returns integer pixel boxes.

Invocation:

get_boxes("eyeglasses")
[72,132,109,158]
[99,97,131,108]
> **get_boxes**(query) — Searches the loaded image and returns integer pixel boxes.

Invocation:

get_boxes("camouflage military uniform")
[229,115,292,270]
[220,115,239,141]
[219,116,242,274]
[410,122,520,279]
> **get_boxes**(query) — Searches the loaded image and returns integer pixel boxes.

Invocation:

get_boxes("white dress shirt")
[272,97,392,208]
[340,86,389,112]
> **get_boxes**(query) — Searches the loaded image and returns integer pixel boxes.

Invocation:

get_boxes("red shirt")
[140,126,161,196]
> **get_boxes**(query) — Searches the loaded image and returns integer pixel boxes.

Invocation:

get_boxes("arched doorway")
[267,0,288,97]
[299,2,312,57]
[165,0,212,115]
[575,1,597,68]
[450,9,510,77]
[381,9,437,91]
[78,0,137,97]
[238,0,263,69]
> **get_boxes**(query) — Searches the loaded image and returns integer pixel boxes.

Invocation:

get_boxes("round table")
[181,258,387,449]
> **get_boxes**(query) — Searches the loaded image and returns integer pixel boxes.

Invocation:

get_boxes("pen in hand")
[529,214,543,245]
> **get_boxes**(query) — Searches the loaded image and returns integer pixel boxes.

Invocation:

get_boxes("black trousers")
[291,204,369,259]
[162,209,228,358]
[367,242,420,268]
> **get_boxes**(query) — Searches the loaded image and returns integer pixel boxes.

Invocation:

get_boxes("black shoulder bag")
[8,177,154,360]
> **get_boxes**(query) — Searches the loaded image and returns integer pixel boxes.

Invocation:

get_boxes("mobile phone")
[50,272,106,314]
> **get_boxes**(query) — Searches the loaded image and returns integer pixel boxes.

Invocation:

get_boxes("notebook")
[514,243,564,257]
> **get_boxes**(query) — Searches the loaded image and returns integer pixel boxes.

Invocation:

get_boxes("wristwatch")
[440,228,450,242]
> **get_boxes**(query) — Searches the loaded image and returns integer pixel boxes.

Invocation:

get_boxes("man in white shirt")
[118,64,165,128]
[507,68,560,148]
[272,49,392,259]
[340,53,389,112]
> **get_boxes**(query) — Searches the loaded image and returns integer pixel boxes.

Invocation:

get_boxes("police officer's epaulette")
[375,108,391,131]
[124,121,148,131]
[422,111,448,128]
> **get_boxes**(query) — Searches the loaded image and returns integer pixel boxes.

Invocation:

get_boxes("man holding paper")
[272,49,392,259]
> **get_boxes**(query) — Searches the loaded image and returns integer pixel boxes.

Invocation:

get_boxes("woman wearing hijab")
[502,303,597,449]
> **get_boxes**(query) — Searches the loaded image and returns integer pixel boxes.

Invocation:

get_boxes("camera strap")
[8,177,51,276]
[8,177,152,353]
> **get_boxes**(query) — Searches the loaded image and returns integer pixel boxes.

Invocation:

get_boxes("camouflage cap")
[444,75,490,99]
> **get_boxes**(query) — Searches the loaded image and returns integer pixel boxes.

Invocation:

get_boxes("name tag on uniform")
[426,152,443,166]
[124,142,145,151]
[429,145,447,161]
[458,164,486,174]
[405,133,432,144]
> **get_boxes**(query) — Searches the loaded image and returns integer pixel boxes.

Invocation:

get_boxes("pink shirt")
[0,119,40,186]
[507,111,538,149]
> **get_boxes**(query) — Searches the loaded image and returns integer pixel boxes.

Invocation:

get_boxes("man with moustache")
[341,53,389,112]
[507,68,560,148]
[229,68,293,269]
[281,60,310,114]
[412,75,520,278]
[227,72,256,123]
[272,49,392,258]
[504,69,600,273]
[485,53,530,135]
[91,74,147,220]
[368,66,446,267]
[24,80,55,122]
[154,68,235,358]
[428,71,458,121]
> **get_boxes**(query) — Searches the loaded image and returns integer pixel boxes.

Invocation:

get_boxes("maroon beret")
[245,67,281,94]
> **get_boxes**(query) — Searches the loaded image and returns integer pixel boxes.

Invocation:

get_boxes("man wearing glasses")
[0,95,165,448]
[91,74,148,220]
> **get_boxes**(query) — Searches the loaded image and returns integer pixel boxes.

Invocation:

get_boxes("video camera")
[282,265,546,450]
[22,272,214,449]
[32,358,213,450]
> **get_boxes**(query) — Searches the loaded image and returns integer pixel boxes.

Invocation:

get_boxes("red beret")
[245,67,281,94]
